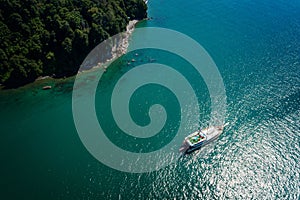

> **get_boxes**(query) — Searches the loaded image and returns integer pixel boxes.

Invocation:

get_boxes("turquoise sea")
[1,0,300,199]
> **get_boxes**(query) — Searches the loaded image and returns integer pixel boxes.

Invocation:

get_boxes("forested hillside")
[0,0,147,87]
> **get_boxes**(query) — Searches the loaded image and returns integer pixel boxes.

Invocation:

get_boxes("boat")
[180,123,227,154]
[42,85,52,90]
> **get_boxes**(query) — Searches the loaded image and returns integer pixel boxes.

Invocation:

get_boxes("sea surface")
[1,0,300,199]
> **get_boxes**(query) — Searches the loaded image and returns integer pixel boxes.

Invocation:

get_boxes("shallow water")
[0,0,299,199]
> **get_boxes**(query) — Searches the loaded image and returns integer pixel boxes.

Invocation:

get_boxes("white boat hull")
[180,125,225,154]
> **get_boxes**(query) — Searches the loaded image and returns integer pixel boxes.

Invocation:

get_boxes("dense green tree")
[0,0,147,87]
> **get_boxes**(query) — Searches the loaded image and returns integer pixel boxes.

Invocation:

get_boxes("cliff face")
[0,0,147,87]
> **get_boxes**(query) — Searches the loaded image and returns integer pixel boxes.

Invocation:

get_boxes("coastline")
[1,0,149,90]
[65,0,150,75]
[49,19,140,77]
[80,19,140,73]
[0,0,149,90]
[0,19,141,93]
[0,19,142,91]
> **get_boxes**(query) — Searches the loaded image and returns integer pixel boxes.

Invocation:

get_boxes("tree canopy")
[0,0,147,87]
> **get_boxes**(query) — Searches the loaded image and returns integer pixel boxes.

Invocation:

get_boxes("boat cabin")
[187,131,206,146]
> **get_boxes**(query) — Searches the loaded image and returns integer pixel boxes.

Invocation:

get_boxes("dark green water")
[1,0,300,199]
